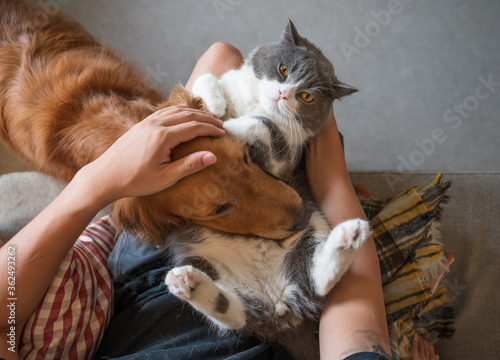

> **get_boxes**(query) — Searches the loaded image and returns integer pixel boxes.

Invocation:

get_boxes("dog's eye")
[213,203,232,215]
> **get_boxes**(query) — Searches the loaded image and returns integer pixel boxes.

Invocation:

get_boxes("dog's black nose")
[288,204,312,232]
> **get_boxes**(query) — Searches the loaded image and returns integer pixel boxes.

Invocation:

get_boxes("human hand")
[77,105,225,209]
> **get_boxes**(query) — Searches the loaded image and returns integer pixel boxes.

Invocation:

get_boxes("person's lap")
[95,232,292,359]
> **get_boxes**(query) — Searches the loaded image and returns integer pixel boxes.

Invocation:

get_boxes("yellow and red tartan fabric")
[359,173,455,360]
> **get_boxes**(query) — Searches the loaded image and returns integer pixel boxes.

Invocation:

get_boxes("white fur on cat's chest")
[193,227,298,310]
[220,66,301,124]
[177,213,331,317]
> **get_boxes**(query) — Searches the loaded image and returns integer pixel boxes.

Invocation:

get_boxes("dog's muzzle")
[287,204,313,232]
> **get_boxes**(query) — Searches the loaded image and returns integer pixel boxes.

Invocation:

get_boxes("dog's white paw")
[165,265,198,300]
[329,219,371,250]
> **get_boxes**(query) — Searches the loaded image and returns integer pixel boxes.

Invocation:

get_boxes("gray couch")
[1,171,498,360]
[349,171,500,360]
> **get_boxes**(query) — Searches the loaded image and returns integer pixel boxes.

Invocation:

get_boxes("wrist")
[68,165,115,214]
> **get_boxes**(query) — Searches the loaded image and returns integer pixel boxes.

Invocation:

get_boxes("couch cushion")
[0,172,110,242]
[350,171,500,360]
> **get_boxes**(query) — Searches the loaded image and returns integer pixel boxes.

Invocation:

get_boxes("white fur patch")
[258,79,298,118]
[165,265,247,330]
[175,228,298,319]
[223,116,269,144]
[312,219,371,296]
[192,73,227,117]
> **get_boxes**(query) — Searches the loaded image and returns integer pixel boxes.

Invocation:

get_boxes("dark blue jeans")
[344,352,390,360]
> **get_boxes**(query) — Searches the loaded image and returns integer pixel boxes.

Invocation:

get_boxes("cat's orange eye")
[279,64,288,78]
[300,92,314,103]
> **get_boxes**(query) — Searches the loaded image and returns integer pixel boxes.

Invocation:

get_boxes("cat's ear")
[281,19,301,46]
[331,81,358,99]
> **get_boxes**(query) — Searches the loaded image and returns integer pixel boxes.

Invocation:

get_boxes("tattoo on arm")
[338,330,392,360]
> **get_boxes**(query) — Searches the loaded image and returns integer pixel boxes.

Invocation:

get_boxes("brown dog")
[0,0,309,245]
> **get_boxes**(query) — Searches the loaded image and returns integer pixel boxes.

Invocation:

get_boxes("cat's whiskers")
[275,102,293,158]
[261,80,296,161]
[272,107,293,160]
[290,112,305,163]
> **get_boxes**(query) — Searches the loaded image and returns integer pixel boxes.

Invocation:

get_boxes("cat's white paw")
[165,265,247,331]
[223,117,263,139]
[205,93,227,118]
[192,73,227,118]
[313,219,372,296]
[165,265,198,300]
[329,219,371,250]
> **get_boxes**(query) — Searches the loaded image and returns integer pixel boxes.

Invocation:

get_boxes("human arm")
[306,111,391,359]
[0,105,224,358]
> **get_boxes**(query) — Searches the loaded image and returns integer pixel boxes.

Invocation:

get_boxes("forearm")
[306,113,361,223]
[307,111,391,359]
[0,168,105,333]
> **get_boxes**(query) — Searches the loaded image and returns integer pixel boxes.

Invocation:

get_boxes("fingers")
[411,333,440,360]
[142,106,225,152]
[148,105,224,129]
[419,334,428,358]
[161,120,225,151]
[108,105,224,195]
[164,151,217,185]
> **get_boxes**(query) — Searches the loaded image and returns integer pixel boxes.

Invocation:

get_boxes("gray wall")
[29,0,500,172]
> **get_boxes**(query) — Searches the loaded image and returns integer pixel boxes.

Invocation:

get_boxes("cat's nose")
[278,90,289,100]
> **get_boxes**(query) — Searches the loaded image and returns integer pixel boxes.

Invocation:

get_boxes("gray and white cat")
[192,20,357,181]
[164,21,370,359]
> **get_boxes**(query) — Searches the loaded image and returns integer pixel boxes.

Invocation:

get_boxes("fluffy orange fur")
[0,0,308,245]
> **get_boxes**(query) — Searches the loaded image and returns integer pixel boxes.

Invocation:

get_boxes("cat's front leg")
[311,219,371,296]
[224,116,285,178]
[165,265,247,330]
[223,116,267,145]
[191,73,227,118]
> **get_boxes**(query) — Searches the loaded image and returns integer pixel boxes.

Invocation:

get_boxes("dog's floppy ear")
[111,195,184,246]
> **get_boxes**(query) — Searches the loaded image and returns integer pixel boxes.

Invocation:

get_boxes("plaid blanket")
[360,173,455,360]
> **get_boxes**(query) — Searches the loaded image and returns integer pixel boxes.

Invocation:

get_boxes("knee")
[206,42,244,67]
